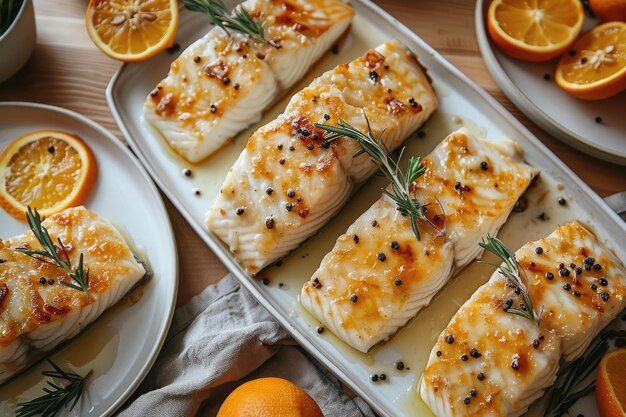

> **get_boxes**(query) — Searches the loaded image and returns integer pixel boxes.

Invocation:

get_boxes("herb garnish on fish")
[479,235,543,324]
[315,112,446,241]
[180,0,276,47]
[16,207,90,298]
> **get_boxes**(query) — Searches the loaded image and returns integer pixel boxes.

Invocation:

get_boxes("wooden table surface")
[1,0,625,307]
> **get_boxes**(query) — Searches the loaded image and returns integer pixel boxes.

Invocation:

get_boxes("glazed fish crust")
[0,207,146,383]
[206,40,438,273]
[144,0,354,163]
[420,221,626,417]
[300,129,538,352]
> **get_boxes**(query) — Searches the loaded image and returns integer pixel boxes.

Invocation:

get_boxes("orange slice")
[487,0,585,62]
[556,21,626,100]
[596,348,626,417]
[0,131,97,221]
[85,0,179,62]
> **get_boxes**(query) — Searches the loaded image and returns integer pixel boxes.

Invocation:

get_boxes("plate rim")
[105,2,625,416]
[0,101,180,417]
[473,0,626,166]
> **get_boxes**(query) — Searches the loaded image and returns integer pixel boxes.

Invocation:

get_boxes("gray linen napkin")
[118,274,374,417]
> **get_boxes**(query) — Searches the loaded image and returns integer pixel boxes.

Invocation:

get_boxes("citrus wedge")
[556,21,626,100]
[487,0,585,62]
[596,348,626,417]
[85,0,179,62]
[0,130,97,221]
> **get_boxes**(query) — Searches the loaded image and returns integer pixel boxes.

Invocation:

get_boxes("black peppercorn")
[396,361,405,371]
[574,291,581,297]
[469,389,477,398]
[595,116,602,124]
[265,217,275,229]
[306,143,314,150]
[600,292,610,301]
[39,277,47,284]
[594,263,602,271]
[266,187,273,195]
[477,372,485,381]
[545,272,554,280]
[394,279,403,286]
[600,278,608,286]
[446,334,454,344]
[48,279,54,285]
[591,284,598,291]
[533,339,540,349]
[262,278,270,285]
[464,397,471,405]
[377,253,386,262]
[563,283,572,291]
[460,354,469,361]
[350,294,358,303]
[480,161,488,170]
[316,326,324,334]
[558,197,567,205]
[535,247,543,254]
[371,374,379,382]
[469,348,481,358]
[371,220,378,227]
[390,241,399,250]
[279,158,285,165]
[379,373,386,381]
[436,350,442,357]
[353,234,359,244]
[584,257,595,265]
[236,207,245,215]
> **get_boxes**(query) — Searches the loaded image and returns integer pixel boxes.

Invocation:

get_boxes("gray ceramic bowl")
[0,0,36,83]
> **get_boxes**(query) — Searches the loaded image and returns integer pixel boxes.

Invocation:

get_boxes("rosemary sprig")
[16,359,90,417]
[180,0,274,47]
[479,235,541,323]
[543,338,609,417]
[315,113,445,241]
[0,0,22,36]
[16,207,90,299]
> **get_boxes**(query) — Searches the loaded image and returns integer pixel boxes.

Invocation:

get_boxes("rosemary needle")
[16,207,90,299]
[315,112,445,241]
[15,359,90,417]
[543,338,609,417]
[479,235,542,323]
[180,0,275,47]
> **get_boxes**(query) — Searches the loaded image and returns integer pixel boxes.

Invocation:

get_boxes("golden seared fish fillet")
[206,40,438,273]
[0,207,146,383]
[420,275,561,417]
[300,129,538,352]
[511,221,625,361]
[420,221,625,417]
[144,0,354,163]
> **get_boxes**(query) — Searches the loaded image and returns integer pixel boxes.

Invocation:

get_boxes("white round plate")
[0,102,178,416]
[475,0,626,165]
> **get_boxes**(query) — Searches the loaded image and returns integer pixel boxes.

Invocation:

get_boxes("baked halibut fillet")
[0,207,146,383]
[206,40,438,273]
[300,129,538,352]
[420,221,625,417]
[144,0,354,163]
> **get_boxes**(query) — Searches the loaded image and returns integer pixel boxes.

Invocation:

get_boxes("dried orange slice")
[85,0,179,62]
[0,131,97,221]
[487,0,585,62]
[556,21,626,100]
[596,348,626,417]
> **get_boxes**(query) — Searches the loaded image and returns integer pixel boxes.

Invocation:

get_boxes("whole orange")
[589,0,626,21]
[216,377,324,417]
[596,348,626,417]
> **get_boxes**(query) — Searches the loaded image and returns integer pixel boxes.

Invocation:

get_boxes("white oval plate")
[0,102,178,417]
[475,0,626,165]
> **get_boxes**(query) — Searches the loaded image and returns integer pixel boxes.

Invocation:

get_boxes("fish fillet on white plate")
[144,0,354,163]
[510,220,626,361]
[420,274,561,417]
[300,129,538,352]
[420,221,625,417]
[207,40,438,273]
[0,207,147,383]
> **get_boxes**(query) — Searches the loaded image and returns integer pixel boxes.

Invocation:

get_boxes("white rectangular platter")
[107,2,626,416]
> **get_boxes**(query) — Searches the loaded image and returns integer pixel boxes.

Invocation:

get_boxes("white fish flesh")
[206,40,438,273]
[144,0,354,163]
[300,129,538,352]
[420,220,626,417]
[0,207,146,383]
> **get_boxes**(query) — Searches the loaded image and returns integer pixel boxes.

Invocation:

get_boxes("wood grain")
[0,0,624,306]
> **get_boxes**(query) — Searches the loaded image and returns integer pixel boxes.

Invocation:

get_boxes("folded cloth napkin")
[118,274,375,417]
